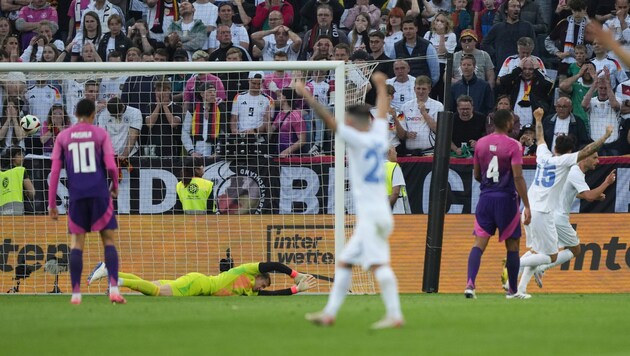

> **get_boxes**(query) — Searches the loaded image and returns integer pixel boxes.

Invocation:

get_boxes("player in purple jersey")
[465,109,532,299]
[48,99,126,305]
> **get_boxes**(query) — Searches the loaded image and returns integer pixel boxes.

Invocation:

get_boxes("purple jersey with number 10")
[473,133,523,195]
[51,122,114,201]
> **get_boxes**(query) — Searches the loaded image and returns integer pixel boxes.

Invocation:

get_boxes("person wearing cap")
[481,0,535,68]
[518,123,536,155]
[208,23,251,62]
[40,102,72,155]
[182,82,230,157]
[452,29,495,86]
[168,1,208,56]
[231,71,273,137]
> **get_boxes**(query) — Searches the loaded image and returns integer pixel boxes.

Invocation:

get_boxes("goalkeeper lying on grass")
[87,262,317,296]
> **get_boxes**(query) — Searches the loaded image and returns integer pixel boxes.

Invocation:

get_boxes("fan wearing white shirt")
[386,60,415,111]
[193,0,219,36]
[590,38,628,89]
[582,75,622,155]
[398,76,443,155]
[603,0,630,72]
[250,25,302,61]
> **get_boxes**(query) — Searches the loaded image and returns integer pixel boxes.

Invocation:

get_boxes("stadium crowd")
[1,0,630,160]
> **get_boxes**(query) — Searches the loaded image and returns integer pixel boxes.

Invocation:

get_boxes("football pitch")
[3,294,629,356]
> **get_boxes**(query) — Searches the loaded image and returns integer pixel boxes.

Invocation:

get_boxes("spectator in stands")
[208,2,249,53]
[98,51,126,101]
[15,0,58,50]
[125,46,141,62]
[183,82,230,157]
[384,7,404,55]
[85,0,125,34]
[452,29,495,86]
[230,71,273,136]
[567,44,588,78]
[269,88,306,157]
[493,0,547,35]
[486,95,522,138]
[498,55,554,126]
[0,97,26,149]
[544,0,590,77]
[147,0,179,43]
[20,34,49,62]
[590,38,627,89]
[120,57,154,116]
[66,0,91,44]
[227,0,255,27]
[451,54,494,116]
[263,51,293,101]
[370,84,403,148]
[304,57,333,156]
[40,103,71,155]
[0,17,11,44]
[398,76,444,156]
[299,4,349,60]
[0,49,9,62]
[26,80,60,121]
[98,97,142,158]
[307,34,334,60]
[2,34,20,62]
[452,0,472,38]
[183,54,227,111]
[603,0,630,73]
[341,0,380,31]
[424,11,457,101]
[0,146,35,216]
[497,37,547,84]
[143,79,182,157]
[335,45,372,92]
[559,61,597,127]
[221,47,250,108]
[450,95,486,156]
[61,78,100,123]
[386,59,415,111]
[299,0,344,32]
[481,0,535,67]
[142,51,155,62]
[518,123,536,155]
[252,0,294,31]
[582,76,621,155]
[167,1,207,56]
[36,21,64,51]
[128,20,158,54]
[347,12,371,52]
[208,24,251,61]
[97,14,133,61]
[39,43,59,62]
[251,24,302,61]
[70,11,102,62]
[390,16,439,84]
[369,31,394,77]
[542,97,591,151]
[192,0,218,37]
[154,47,169,61]
[474,0,498,42]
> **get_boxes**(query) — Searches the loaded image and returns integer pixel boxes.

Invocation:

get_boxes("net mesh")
[0,61,378,295]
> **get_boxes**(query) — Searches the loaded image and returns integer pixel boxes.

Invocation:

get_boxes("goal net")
[0,60,378,295]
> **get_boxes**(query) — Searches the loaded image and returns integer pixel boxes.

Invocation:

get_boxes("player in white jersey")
[529,155,616,288]
[297,73,404,330]
[517,108,613,297]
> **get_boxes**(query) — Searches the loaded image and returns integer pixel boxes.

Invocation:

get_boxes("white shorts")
[554,214,580,248]
[339,214,393,270]
[524,210,558,255]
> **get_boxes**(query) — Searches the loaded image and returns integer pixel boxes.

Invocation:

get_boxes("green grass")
[2,294,629,356]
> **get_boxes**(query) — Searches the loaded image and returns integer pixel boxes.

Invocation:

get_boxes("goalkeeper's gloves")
[294,272,309,284]
[296,275,317,293]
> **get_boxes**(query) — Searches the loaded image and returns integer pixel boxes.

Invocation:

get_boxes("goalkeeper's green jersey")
[161,263,261,296]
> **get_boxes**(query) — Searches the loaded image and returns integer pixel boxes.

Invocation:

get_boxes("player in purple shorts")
[48,98,126,305]
[465,109,531,299]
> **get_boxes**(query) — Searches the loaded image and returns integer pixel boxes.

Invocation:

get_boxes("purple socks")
[467,247,483,288]
[104,245,119,287]
[506,251,520,294]
[70,248,83,294]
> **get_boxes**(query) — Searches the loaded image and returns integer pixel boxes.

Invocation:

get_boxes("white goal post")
[0,60,381,294]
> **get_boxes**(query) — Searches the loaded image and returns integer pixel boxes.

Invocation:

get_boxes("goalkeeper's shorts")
[160,272,210,296]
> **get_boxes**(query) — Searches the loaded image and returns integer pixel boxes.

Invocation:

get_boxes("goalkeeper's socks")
[104,245,119,288]
[70,248,83,294]
[118,272,142,280]
[323,267,352,317]
[120,278,160,296]
[374,266,403,320]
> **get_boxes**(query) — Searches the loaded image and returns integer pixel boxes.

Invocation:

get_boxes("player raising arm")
[48,99,125,305]
[465,108,531,299]
[86,262,316,296]
[516,108,613,297]
[297,73,404,329]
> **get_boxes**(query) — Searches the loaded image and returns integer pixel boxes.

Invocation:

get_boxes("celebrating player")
[517,108,613,297]
[465,108,531,299]
[529,155,616,289]
[297,73,404,329]
[48,99,126,305]
[86,262,317,296]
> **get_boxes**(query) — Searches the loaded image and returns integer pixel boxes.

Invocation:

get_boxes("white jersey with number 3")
[337,119,391,217]
[528,144,579,213]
